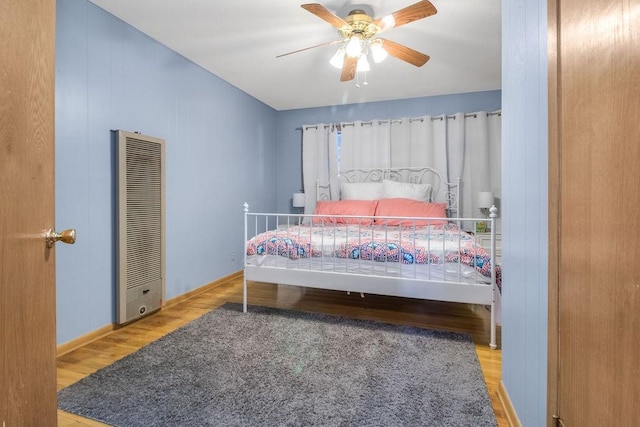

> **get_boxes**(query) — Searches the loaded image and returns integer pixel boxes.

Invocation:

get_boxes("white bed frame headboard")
[316,167,460,218]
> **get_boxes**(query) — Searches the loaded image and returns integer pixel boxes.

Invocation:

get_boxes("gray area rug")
[58,303,497,426]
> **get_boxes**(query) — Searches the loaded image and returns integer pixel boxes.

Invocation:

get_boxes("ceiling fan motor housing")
[339,10,379,40]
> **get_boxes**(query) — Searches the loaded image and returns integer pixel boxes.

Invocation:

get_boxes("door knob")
[46,228,76,248]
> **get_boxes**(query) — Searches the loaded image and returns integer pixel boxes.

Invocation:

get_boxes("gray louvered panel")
[117,131,166,324]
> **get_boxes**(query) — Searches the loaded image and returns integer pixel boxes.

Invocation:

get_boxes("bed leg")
[243,275,247,313]
[489,292,497,350]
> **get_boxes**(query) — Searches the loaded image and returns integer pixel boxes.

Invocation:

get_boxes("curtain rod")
[297,110,501,130]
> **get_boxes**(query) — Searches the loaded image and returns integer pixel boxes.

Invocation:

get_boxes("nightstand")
[475,231,502,263]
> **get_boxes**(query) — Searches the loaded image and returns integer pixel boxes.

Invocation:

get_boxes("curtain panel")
[302,112,501,227]
[301,124,338,216]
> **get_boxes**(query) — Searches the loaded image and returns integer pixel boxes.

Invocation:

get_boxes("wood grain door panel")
[550,0,640,425]
[0,0,57,423]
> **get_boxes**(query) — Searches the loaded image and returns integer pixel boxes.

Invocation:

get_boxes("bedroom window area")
[301,112,502,222]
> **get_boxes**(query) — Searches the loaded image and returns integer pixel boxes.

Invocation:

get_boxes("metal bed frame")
[243,167,499,349]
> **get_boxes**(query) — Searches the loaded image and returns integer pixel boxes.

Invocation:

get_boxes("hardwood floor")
[57,276,506,426]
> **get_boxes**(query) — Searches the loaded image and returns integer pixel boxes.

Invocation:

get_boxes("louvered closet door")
[549,0,640,425]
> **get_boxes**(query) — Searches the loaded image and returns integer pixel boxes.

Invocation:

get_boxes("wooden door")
[548,0,640,425]
[0,0,58,424]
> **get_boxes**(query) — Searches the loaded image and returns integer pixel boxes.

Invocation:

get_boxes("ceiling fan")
[277,1,438,82]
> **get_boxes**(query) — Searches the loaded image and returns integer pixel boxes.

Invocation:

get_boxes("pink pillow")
[374,198,448,226]
[313,200,378,225]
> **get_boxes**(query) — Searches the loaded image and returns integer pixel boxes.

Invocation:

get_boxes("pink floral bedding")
[246,223,502,290]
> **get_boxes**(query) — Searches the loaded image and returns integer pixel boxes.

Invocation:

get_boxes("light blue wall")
[275,92,502,214]
[501,0,548,425]
[55,0,277,344]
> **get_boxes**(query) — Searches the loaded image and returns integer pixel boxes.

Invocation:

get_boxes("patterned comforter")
[246,223,501,290]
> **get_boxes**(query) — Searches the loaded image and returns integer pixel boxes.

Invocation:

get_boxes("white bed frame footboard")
[242,205,500,349]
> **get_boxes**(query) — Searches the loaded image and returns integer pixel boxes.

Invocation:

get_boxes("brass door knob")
[46,228,76,248]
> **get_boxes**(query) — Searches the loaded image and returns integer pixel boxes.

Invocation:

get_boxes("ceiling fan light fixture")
[289,1,437,84]
[345,36,363,57]
[370,40,388,63]
[356,55,370,72]
[380,15,396,30]
[329,47,345,68]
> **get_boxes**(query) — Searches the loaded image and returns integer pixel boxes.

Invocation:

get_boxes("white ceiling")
[88,0,501,111]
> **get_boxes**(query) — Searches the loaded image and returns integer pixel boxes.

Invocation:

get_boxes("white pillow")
[340,182,384,200]
[382,179,432,201]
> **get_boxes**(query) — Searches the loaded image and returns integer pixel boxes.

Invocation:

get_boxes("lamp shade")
[356,55,370,72]
[292,193,305,208]
[477,191,494,209]
[329,48,345,69]
[345,36,362,57]
[370,40,388,63]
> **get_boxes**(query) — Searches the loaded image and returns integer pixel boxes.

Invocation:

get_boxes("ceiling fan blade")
[301,3,349,29]
[373,1,437,32]
[340,55,357,82]
[276,40,341,58]
[380,38,430,67]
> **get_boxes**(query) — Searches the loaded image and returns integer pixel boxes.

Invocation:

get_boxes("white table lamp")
[477,191,494,212]
[476,191,494,233]
[292,192,305,225]
[292,193,305,209]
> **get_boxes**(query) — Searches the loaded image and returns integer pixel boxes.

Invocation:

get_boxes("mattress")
[246,223,501,289]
